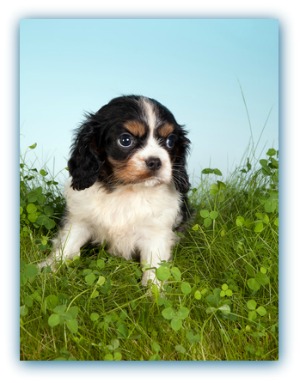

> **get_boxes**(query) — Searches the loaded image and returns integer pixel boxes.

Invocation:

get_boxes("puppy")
[40,95,190,286]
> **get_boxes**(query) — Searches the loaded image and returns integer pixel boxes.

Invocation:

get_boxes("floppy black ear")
[68,115,104,190]
[173,129,191,195]
[173,165,190,194]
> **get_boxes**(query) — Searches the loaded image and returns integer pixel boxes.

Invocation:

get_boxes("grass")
[20,144,279,361]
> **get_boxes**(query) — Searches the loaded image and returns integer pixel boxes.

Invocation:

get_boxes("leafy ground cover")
[20,145,278,361]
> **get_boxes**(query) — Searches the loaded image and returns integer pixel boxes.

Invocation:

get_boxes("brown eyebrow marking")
[157,123,174,138]
[124,121,146,137]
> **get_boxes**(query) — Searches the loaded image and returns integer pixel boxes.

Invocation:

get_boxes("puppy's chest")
[88,183,181,229]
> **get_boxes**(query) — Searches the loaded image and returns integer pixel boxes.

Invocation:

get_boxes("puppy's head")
[68,95,190,193]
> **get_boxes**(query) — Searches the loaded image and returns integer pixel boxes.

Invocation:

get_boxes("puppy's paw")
[38,256,57,271]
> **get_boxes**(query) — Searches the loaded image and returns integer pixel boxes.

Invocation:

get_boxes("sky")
[20,18,279,185]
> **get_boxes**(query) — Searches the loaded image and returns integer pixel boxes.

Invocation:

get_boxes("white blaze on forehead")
[140,98,164,158]
[131,97,172,185]
[141,97,158,135]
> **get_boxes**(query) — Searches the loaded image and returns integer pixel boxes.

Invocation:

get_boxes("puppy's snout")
[145,157,162,171]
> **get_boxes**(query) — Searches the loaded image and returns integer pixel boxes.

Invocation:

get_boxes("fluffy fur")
[39,95,190,286]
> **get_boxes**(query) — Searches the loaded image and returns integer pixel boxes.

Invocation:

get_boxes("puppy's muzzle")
[145,157,162,171]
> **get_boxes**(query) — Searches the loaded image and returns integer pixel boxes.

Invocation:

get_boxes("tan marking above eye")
[124,121,146,137]
[157,123,174,138]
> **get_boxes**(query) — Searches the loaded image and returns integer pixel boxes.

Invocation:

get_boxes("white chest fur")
[63,180,182,262]
[65,180,180,225]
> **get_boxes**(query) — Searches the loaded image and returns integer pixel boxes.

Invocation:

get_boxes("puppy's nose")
[145,157,162,171]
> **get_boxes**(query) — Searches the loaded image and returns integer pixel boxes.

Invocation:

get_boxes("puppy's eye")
[166,134,176,149]
[118,133,134,148]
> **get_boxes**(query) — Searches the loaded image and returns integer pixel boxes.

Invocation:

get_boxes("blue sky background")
[20,18,278,185]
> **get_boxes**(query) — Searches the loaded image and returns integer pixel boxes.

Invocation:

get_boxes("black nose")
[145,157,162,171]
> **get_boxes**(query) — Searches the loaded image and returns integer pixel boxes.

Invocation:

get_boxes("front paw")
[38,256,57,271]
[38,249,81,271]
[141,268,160,287]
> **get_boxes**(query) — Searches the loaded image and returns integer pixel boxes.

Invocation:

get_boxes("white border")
[2,1,298,382]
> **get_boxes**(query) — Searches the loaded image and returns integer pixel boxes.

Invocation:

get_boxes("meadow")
[20,144,278,361]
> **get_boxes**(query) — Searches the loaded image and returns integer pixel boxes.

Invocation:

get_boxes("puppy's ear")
[173,165,190,194]
[173,130,191,194]
[68,114,104,190]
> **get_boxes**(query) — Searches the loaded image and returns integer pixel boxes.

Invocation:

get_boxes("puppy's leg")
[139,234,175,286]
[38,222,91,270]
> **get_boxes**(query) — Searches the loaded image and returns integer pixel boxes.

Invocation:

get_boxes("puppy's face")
[68,95,190,193]
[104,98,180,187]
